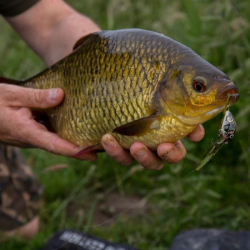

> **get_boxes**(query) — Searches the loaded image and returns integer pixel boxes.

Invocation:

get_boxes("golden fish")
[2,29,239,154]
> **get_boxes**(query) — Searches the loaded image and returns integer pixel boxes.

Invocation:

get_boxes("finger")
[22,120,97,161]
[102,134,134,166]
[157,140,186,164]
[0,138,33,148]
[187,124,205,142]
[0,84,64,109]
[130,142,164,170]
[0,106,95,161]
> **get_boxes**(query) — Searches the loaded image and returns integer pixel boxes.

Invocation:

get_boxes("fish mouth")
[217,82,239,106]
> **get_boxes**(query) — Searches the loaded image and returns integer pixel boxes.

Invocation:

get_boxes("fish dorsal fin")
[113,115,157,136]
[0,76,22,85]
[73,33,95,50]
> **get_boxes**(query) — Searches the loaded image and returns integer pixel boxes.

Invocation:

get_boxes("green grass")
[0,0,250,249]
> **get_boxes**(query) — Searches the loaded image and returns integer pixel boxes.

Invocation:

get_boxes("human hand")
[0,84,96,161]
[102,125,205,170]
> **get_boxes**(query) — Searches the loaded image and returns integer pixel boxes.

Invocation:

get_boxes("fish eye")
[193,76,207,92]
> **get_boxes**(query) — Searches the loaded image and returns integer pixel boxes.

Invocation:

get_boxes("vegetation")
[0,0,249,249]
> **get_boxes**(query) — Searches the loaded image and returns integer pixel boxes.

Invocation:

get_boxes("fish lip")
[217,82,239,105]
[228,93,240,106]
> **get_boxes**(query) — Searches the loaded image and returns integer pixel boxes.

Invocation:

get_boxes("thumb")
[2,84,64,108]
[25,88,64,108]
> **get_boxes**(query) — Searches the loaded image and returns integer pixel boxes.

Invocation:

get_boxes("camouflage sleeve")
[0,144,42,231]
[0,0,40,17]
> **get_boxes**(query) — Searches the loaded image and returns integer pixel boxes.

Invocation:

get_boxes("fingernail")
[49,88,59,101]
[103,135,115,147]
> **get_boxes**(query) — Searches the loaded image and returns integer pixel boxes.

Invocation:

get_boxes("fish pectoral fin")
[113,115,157,136]
[74,143,104,157]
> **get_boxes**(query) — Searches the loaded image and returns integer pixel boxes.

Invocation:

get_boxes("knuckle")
[44,137,58,153]
[146,161,163,170]
[145,160,164,170]
[102,136,134,165]
[133,151,146,162]
[32,90,44,105]
[110,149,124,161]
[139,157,153,169]
[172,153,183,164]
[162,152,179,164]
[131,147,162,169]
[1,87,16,103]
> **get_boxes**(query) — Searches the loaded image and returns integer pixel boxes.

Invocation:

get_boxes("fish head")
[160,57,239,125]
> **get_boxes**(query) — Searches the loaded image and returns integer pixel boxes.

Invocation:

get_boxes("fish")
[0,29,239,154]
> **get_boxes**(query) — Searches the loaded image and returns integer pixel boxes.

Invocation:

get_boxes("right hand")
[0,84,97,161]
[102,125,205,169]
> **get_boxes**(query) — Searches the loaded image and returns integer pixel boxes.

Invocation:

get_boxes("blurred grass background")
[0,0,250,249]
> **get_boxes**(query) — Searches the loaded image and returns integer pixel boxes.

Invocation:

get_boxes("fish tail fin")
[0,76,24,85]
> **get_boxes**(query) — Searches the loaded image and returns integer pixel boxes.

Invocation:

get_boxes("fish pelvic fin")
[74,143,104,157]
[113,115,157,136]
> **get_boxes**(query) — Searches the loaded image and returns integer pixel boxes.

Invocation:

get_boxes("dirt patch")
[67,192,154,226]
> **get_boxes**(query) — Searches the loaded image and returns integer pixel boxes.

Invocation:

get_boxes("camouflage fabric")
[0,0,40,17]
[0,144,42,231]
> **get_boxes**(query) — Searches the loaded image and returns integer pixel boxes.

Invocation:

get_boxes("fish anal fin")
[113,115,157,136]
[74,143,103,157]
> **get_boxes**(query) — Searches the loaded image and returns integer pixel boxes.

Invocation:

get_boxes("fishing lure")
[196,96,236,171]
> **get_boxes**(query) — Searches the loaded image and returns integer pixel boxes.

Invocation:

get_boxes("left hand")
[0,84,96,161]
[102,125,205,170]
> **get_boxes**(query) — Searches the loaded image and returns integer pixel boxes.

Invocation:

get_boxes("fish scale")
[13,28,238,151]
